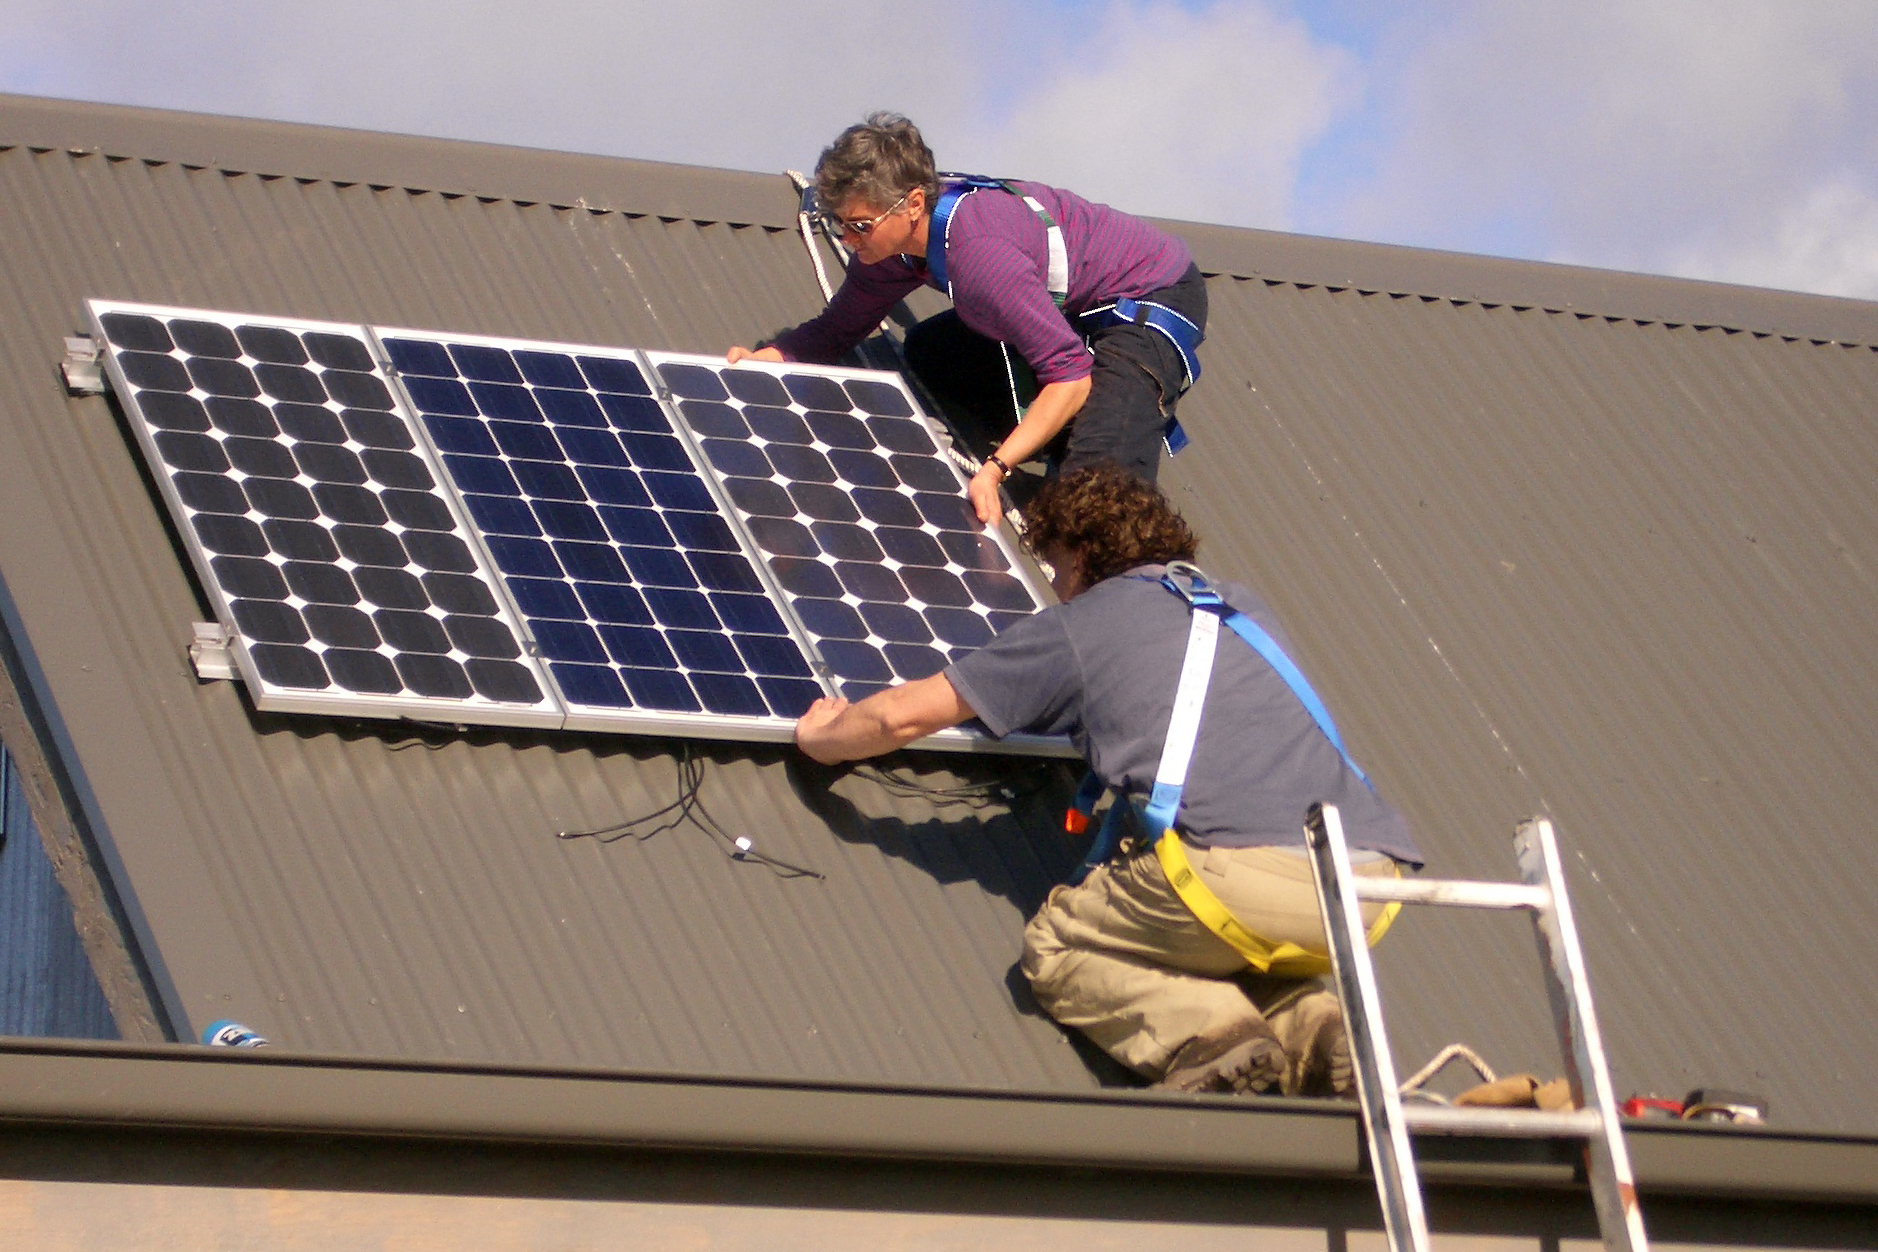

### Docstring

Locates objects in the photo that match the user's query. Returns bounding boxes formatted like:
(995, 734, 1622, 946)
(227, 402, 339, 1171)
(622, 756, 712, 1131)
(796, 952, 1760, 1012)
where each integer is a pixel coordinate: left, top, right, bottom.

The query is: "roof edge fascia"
(0, 91, 801, 231)
(2, 1041, 1874, 1207)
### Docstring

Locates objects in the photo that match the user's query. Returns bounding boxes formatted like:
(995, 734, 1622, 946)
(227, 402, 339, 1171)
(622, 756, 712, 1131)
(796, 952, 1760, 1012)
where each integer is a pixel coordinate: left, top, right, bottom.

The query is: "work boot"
(1271, 988, 1354, 1098)
(1156, 1019, 1286, 1095)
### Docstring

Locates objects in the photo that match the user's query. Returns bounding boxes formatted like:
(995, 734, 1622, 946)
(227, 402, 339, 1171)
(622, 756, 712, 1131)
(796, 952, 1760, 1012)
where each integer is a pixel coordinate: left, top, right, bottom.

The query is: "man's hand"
(794, 695, 853, 765)
(727, 345, 784, 365)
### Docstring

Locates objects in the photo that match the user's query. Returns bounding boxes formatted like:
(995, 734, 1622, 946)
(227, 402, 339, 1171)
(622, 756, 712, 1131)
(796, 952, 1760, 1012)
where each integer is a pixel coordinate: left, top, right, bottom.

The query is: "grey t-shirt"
(945, 566, 1422, 864)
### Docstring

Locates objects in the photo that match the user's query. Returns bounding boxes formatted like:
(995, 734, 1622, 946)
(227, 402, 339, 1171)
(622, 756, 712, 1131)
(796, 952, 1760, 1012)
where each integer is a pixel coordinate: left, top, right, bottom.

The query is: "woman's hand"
(968, 463, 1006, 528)
(727, 345, 784, 365)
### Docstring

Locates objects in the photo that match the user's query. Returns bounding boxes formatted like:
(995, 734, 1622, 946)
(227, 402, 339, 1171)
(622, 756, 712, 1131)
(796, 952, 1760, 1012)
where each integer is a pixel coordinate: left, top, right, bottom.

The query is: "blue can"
(201, 1019, 269, 1048)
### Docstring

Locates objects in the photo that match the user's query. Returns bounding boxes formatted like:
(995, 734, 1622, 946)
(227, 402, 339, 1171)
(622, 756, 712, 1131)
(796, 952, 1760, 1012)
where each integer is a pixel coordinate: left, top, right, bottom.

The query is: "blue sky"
(4, 0, 1874, 299)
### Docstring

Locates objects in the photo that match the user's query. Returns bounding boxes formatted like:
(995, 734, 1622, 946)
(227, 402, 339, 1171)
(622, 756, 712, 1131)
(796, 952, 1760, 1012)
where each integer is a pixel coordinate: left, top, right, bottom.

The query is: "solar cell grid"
(649, 352, 1046, 701)
(88, 303, 557, 725)
(380, 333, 825, 729)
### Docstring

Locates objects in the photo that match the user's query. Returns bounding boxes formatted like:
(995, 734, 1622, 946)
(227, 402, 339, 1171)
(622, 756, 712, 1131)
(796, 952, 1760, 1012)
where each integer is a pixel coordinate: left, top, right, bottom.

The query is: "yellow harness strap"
(1155, 835, 1402, 978)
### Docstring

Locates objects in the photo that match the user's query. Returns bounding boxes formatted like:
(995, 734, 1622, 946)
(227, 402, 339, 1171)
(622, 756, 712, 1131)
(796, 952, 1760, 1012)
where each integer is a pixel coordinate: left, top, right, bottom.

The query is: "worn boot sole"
(1157, 1028, 1287, 1095)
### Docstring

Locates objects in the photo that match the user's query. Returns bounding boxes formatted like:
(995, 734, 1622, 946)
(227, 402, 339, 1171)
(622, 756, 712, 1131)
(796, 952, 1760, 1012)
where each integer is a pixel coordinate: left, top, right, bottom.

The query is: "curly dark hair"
(1021, 464, 1199, 586)
(814, 112, 941, 216)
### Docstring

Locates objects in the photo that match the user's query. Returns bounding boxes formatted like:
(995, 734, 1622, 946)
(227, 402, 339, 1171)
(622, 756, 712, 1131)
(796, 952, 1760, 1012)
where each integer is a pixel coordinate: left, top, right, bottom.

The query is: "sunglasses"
(817, 188, 912, 239)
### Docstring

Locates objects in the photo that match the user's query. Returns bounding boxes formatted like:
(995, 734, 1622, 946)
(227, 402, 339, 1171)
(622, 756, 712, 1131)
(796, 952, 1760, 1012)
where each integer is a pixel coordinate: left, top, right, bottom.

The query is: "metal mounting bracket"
(188, 621, 238, 681)
(61, 335, 105, 396)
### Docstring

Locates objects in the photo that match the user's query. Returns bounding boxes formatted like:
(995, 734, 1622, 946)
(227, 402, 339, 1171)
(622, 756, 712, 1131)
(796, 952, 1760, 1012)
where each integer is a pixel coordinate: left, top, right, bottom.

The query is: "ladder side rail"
(1307, 803, 1431, 1252)
(1515, 819, 1650, 1252)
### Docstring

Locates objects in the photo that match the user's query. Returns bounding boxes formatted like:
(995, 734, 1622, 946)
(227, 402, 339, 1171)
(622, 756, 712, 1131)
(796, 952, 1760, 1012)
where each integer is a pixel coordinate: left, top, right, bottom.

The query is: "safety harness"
(1062, 563, 1399, 976)
(926, 174, 1198, 455)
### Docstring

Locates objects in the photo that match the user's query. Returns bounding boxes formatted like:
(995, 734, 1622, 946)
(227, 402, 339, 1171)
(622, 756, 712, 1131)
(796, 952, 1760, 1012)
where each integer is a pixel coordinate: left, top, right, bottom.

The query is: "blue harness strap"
(928, 175, 1068, 307)
(1065, 565, 1370, 883)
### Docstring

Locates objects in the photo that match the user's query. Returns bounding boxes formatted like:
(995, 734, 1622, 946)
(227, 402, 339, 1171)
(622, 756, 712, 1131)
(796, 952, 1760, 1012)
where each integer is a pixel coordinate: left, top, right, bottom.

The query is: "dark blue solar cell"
(512, 460, 584, 501)
(533, 500, 607, 542)
(119, 351, 192, 392)
(679, 400, 748, 439)
(667, 630, 742, 673)
(642, 586, 718, 630)
(901, 567, 975, 608)
(304, 332, 375, 373)
(428, 415, 500, 458)
(884, 642, 950, 681)
(810, 522, 882, 562)
(758, 676, 826, 717)
(783, 373, 851, 413)
(403, 531, 478, 571)
(255, 364, 328, 405)
(578, 466, 653, 508)
(795, 597, 867, 640)
(734, 634, 812, 677)
(313, 483, 387, 526)
(845, 378, 915, 417)
(806, 412, 874, 450)
(467, 658, 544, 704)
(622, 667, 702, 712)
(553, 541, 629, 583)
(232, 599, 308, 645)
(937, 530, 1010, 572)
(245, 479, 319, 521)
(577, 355, 651, 396)
(450, 343, 523, 384)
(722, 368, 790, 407)
(323, 371, 395, 411)
(514, 350, 586, 390)
(305, 604, 380, 649)
(176, 471, 248, 515)
(861, 602, 932, 644)
(139, 392, 211, 433)
(578, 581, 653, 625)
(658, 362, 727, 401)
(343, 409, 415, 450)
(491, 420, 564, 462)
(598, 506, 673, 547)
(278, 403, 345, 443)
(536, 388, 606, 427)
(890, 453, 960, 492)
(963, 570, 1036, 611)
(156, 431, 228, 473)
(510, 576, 584, 619)
(702, 438, 772, 478)
(363, 449, 434, 490)
(210, 555, 288, 601)
(326, 648, 402, 695)
(835, 562, 905, 602)
(100, 312, 173, 353)
(386, 338, 456, 377)
(728, 478, 796, 518)
(334, 524, 407, 568)
(486, 536, 562, 578)
(405, 376, 479, 417)
(621, 433, 692, 472)
(914, 492, 978, 532)
(234, 324, 305, 365)
(224, 436, 298, 480)
(876, 526, 948, 567)
(552, 661, 632, 708)
(423, 572, 498, 615)
(766, 444, 838, 484)
(167, 321, 238, 358)
(745, 406, 811, 444)
(533, 619, 608, 663)
(691, 672, 768, 717)
(598, 625, 675, 668)
(205, 397, 277, 437)
(599, 393, 671, 432)
(557, 427, 630, 467)
(294, 443, 369, 485)
(849, 488, 922, 528)
(746, 516, 817, 557)
(191, 358, 263, 399)
(926, 606, 995, 648)
(443, 615, 522, 660)
(865, 417, 936, 455)
(666, 511, 740, 552)
(262, 519, 337, 562)
(819, 639, 894, 683)
(788, 480, 860, 518)
(711, 592, 787, 635)
(622, 546, 696, 588)
(643, 472, 716, 512)
(770, 557, 841, 599)
(251, 644, 330, 691)
(443, 453, 517, 495)
(689, 551, 763, 593)
(472, 383, 542, 423)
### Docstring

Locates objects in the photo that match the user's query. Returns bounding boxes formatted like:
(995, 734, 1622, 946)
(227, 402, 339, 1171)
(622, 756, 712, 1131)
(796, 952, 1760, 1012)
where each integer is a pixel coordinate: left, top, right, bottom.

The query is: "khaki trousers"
(1021, 838, 1398, 1081)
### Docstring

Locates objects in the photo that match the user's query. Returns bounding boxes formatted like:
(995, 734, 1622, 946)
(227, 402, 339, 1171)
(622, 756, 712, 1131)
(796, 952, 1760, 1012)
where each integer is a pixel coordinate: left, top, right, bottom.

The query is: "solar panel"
(89, 302, 1065, 754)
(648, 352, 1047, 701)
(89, 301, 561, 728)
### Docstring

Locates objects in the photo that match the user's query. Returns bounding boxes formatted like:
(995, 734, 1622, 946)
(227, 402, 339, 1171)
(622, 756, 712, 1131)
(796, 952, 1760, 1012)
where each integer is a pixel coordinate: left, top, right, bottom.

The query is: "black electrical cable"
(558, 744, 824, 881)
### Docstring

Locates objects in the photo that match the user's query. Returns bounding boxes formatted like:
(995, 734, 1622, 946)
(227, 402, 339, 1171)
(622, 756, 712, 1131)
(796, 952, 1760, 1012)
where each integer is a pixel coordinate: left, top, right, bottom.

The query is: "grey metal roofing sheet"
(2, 93, 1876, 1136)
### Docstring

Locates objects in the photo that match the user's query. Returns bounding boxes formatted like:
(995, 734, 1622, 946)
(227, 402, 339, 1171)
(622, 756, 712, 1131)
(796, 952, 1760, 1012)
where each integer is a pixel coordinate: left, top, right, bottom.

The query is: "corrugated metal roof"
(2, 92, 1875, 1132)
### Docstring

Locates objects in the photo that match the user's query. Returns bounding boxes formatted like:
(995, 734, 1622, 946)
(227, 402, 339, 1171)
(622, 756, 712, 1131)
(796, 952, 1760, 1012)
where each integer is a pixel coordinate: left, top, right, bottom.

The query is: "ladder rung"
(1352, 877, 1551, 911)
(1402, 1103, 1602, 1139)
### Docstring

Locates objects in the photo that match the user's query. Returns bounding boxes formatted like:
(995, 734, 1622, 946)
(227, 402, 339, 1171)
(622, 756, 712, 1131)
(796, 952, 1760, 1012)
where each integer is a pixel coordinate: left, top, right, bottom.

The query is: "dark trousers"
(903, 262, 1207, 485)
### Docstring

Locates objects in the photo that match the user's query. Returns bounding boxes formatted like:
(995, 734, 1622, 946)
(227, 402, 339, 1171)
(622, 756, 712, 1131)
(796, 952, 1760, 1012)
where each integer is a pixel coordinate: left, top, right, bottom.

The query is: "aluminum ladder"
(1305, 803, 1648, 1252)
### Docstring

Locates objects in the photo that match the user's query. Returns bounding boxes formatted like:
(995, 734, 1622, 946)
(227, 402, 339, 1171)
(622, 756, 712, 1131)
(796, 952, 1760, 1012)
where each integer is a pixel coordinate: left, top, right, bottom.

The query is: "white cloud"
(1662, 178, 1878, 300)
